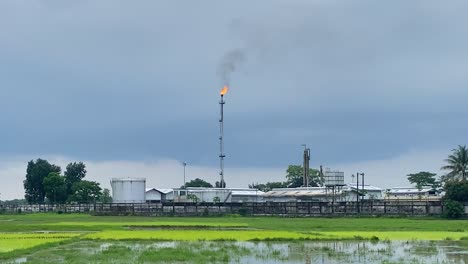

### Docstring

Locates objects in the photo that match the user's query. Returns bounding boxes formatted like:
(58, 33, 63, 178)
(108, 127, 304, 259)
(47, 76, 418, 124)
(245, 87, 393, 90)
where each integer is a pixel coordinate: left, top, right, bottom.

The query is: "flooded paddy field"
(3, 240, 468, 264)
(1, 214, 468, 263)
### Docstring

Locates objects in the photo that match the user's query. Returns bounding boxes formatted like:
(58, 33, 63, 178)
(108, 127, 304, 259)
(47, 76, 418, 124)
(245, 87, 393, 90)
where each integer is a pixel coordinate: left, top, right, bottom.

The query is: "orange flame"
(220, 85, 229, 96)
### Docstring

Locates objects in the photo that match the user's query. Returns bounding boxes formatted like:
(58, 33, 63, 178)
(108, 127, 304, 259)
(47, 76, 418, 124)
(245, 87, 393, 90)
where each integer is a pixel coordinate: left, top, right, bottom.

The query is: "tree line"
(23, 159, 112, 204)
(406, 145, 468, 218)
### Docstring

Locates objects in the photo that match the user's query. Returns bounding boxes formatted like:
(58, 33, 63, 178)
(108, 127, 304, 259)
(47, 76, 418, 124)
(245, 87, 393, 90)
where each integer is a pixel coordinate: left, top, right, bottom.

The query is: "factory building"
(262, 184, 383, 202)
(343, 184, 384, 200)
(172, 188, 264, 203)
(385, 187, 439, 199)
(145, 188, 174, 203)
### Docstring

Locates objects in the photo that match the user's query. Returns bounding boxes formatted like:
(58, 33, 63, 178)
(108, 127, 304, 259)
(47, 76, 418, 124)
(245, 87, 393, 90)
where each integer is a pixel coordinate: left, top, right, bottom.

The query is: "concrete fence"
(1, 200, 466, 217)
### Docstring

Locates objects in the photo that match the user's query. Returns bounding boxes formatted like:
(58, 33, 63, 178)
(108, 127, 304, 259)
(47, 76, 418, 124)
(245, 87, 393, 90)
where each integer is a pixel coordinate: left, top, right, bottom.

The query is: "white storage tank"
(111, 178, 146, 203)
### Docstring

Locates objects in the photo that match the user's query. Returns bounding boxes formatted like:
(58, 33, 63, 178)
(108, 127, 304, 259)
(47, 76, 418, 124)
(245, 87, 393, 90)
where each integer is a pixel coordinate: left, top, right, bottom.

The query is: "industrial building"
(110, 178, 146, 203)
(262, 184, 383, 202)
(263, 187, 343, 202)
(172, 187, 264, 203)
(344, 184, 384, 200)
(109, 170, 386, 204)
(145, 188, 174, 203)
(385, 187, 439, 199)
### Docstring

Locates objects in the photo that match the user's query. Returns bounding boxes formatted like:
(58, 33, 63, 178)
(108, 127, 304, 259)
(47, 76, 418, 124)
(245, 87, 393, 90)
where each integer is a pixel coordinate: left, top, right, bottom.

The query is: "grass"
(1, 213, 467, 232)
(83, 230, 468, 242)
(0, 233, 81, 253)
(84, 230, 320, 241)
(1, 214, 467, 242)
(43, 221, 249, 228)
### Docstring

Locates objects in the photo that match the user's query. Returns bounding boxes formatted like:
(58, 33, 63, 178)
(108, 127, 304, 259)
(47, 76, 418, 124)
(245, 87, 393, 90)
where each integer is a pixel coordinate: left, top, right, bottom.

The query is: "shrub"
(202, 208, 209, 216)
(444, 180, 468, 202)
(444, 199, 464, 219)
(238, 208, 248, 217)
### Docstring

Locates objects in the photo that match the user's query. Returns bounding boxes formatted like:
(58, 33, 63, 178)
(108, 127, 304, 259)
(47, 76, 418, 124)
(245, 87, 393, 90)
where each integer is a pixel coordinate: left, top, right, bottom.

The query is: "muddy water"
(234, 240, 468, 263)
(7, 240, 468, 264)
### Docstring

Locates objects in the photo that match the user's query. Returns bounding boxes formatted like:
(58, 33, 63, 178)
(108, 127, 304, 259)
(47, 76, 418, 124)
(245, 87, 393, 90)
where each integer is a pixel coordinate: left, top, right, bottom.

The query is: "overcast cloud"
(0, 1, 467, 199)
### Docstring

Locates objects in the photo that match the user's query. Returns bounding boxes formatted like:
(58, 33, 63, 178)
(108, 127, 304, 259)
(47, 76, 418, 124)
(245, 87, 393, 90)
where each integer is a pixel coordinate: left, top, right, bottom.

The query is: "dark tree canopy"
(99, 188, 113, 203)
(68, 180, 102, 204)
(407, 172, 438, 191)
(182, 178, 213, 188)
(444, 180, 468, 203)
(443, 180, 468, 219)
(43, 172, 68, 204)
(24, 159, 61, 204)
(65, 162, 87, 194)
(286, 165, 321, 187)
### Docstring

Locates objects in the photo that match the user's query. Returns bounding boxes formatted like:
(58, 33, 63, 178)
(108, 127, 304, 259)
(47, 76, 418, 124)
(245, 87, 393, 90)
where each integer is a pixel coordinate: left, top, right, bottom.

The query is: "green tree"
(286, 165, 320, 187)
(68, 181, 102, 204)
(442, 180, 468, 219)
(407, 172, 437, 191)
(64, 162, 87, 195)
(23, 159, 61, 204)
(441, 145, 468, 181)
(186, 194, 199, 203)
(444, 180, 468, 203)
(443, 200, 464, 219)
(43, 172, 67, 204)
(99, 188, 113, 203)
(182, 178, 213, 188)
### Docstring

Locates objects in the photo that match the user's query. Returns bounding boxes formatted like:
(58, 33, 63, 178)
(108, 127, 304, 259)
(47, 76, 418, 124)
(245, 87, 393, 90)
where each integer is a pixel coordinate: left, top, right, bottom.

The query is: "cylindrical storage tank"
(324, 170, 345, 186)
(110, 178, 146, 203)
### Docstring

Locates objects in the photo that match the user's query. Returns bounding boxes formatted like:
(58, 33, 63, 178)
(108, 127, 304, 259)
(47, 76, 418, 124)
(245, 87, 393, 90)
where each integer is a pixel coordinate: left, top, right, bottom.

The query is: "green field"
(0, 213, 467, 263)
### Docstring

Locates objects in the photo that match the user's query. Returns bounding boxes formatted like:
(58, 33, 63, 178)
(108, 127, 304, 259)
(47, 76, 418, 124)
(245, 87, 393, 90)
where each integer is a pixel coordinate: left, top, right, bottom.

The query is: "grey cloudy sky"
(1, 0, 467, 199)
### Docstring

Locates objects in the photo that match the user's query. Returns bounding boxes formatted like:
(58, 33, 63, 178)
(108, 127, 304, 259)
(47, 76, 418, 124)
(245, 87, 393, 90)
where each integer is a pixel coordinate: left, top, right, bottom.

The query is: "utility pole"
(361, 173, 365, 202)
(302, 144, 310, 187)
(183, 161, 187, 188)
(356, 172, 359, 214)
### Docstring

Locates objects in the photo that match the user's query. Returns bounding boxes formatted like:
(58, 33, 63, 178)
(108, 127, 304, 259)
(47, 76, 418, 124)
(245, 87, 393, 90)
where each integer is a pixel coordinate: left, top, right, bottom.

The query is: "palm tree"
(441, 145, 468, 181)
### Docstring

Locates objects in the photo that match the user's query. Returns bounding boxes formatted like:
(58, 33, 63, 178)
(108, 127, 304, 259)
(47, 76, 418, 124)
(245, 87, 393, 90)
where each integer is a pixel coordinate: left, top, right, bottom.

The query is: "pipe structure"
(361, 173, 365, 202)
(219, 94, 226, 188)
(356, 172, 360, 213)
(183, 161, 187, 187)
(303, 147, 311, 187)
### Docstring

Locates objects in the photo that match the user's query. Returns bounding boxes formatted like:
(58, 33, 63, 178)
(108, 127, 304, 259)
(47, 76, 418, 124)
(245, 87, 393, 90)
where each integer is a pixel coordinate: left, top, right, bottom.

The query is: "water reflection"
(5, 240, 468, 263)
(238, 240, 468, 264)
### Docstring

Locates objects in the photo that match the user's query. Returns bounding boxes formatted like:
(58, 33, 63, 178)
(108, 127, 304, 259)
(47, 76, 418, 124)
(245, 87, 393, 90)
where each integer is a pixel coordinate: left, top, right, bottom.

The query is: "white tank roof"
(111, 178, 146, 182)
